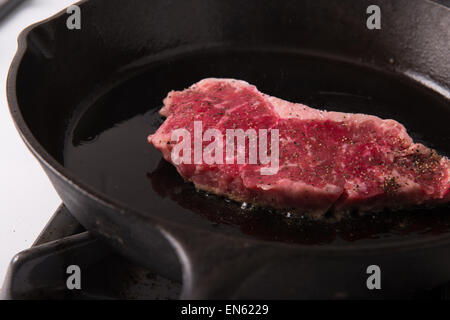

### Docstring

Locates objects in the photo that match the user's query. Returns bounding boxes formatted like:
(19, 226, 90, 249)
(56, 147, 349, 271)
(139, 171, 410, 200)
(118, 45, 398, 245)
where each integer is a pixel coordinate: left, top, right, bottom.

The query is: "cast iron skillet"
(7, 0, 450, 299)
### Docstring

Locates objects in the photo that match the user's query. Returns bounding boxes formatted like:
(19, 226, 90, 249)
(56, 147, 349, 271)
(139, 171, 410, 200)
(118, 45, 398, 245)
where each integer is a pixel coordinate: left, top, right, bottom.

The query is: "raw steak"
(148, 78, 450, 218)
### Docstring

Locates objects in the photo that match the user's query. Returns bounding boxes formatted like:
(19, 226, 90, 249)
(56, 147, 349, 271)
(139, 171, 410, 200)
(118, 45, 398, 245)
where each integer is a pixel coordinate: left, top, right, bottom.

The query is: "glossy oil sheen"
(63, 50, 450, 245)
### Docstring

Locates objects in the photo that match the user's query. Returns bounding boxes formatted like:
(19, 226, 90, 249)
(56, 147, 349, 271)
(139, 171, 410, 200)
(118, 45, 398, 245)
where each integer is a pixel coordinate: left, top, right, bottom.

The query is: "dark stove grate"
(1, 205, 181, 300)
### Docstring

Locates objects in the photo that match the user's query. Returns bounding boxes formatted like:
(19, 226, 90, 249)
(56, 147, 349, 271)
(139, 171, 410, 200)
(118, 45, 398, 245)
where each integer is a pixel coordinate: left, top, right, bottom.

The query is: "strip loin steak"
(149, 78, 450, 218)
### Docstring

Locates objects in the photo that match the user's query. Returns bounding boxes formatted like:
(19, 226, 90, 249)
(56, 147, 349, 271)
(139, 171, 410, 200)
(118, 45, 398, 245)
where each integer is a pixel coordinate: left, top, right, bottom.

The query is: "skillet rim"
(6, 0, 450, 254)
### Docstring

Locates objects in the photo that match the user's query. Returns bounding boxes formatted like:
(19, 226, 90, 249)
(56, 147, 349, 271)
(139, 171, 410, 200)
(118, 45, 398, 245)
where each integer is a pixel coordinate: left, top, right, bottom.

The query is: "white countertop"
(0, 0, 77, 290)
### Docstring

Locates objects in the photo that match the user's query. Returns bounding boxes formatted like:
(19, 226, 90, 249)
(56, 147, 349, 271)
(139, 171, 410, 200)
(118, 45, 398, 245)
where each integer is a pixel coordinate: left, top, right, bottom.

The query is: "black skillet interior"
(14, 0, 449, 247)
(61, 47, 450, 246)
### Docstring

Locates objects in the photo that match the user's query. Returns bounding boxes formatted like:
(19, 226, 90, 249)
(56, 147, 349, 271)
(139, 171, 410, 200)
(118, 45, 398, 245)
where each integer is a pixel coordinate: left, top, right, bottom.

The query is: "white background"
(0, 0, 76, 290)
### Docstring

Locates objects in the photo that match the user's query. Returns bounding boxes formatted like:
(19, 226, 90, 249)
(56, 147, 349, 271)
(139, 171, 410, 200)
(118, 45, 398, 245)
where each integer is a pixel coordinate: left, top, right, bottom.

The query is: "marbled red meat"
(148, 78, 450, 218)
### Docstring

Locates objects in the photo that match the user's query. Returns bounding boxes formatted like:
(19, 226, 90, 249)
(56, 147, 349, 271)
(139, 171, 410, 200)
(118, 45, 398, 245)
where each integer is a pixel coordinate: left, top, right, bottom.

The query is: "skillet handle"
(159, 223, 286, 299)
